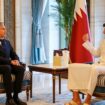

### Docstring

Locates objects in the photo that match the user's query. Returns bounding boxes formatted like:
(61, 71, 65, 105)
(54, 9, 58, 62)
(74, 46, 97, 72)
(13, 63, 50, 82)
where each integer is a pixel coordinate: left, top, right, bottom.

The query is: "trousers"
(0, 65, 25, 95)
(68, 63, 105, 95)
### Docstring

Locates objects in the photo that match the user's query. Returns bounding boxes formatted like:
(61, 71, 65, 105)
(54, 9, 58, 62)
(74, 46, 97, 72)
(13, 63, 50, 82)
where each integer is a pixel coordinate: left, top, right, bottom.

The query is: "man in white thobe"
(65, 23, 105, 105)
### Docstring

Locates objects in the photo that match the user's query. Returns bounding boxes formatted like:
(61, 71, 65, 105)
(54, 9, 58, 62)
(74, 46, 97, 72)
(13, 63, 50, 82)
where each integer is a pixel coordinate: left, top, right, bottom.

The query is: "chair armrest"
(20, 62, 26, 68)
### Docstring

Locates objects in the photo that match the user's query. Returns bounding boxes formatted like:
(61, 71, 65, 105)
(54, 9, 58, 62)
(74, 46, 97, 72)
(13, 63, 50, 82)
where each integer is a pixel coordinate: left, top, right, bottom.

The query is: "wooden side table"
(28, 64, 68, 103)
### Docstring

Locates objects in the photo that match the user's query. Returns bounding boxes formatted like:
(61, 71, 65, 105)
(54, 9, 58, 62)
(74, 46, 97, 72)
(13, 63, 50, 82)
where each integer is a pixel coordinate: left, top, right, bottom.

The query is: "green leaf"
(51, 0, 75, 46)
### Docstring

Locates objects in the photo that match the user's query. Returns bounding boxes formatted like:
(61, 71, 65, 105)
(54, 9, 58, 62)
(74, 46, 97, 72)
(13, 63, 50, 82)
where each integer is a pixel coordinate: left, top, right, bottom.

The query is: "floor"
(26, 72, 105, 105)
(0, 72, 105, 105)
(32, 72, 68, 94)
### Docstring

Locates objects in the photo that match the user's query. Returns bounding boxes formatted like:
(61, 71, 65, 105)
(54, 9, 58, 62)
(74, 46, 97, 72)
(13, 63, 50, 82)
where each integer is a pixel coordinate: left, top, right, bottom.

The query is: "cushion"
(94, 86, 105, 93)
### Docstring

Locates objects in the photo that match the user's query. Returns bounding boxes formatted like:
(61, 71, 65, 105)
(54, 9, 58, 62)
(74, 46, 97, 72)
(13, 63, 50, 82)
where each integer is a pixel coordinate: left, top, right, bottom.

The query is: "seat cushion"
(94, 86, 105, 93)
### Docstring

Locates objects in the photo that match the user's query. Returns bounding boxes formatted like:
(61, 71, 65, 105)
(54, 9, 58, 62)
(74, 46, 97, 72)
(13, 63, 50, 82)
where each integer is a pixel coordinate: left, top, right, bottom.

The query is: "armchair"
(0, 63, 31, 101)
(94, 74, 105, 97)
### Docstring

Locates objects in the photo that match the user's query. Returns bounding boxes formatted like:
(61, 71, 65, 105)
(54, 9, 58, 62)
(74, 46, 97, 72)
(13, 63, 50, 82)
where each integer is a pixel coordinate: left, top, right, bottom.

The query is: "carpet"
(0, 91, 71, 105)
(0, 73, 105, 105)
(0, 91, 105, 105)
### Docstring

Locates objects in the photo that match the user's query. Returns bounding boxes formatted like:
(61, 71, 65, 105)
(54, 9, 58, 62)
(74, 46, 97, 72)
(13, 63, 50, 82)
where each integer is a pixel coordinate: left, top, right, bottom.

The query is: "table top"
(28, 64, 68, 75)
(28, 64, 68, 70)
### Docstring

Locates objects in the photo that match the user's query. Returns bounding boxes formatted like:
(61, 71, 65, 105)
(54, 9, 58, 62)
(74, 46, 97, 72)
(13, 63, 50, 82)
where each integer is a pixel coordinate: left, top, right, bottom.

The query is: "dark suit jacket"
(0, 39, 19, 65)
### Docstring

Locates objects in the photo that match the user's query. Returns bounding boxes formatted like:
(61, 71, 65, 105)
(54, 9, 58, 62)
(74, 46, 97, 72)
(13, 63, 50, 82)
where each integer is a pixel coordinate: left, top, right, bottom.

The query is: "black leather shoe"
(6, 99, 17, 105)
(14, 98, 27, 105)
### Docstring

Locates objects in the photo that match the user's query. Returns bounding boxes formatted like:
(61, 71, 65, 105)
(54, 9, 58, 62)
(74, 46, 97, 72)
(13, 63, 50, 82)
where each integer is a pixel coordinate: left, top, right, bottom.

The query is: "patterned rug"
(0, 91, 105, 105)
(0, 73, 105, 105)
(0, 91, 71, 105)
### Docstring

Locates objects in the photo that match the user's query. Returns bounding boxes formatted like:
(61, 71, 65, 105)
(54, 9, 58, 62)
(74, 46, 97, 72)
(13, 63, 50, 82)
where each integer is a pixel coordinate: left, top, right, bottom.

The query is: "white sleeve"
(82, 41, 100, 57)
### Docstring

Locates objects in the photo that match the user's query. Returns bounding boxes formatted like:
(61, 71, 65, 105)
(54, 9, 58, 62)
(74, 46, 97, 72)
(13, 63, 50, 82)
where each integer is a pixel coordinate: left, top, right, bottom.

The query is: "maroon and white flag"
(70, 0, 93, 63)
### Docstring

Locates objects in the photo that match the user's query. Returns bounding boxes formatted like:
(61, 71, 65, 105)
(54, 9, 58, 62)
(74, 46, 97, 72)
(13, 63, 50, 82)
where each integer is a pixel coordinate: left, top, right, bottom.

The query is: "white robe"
(68, 39, 105, 95)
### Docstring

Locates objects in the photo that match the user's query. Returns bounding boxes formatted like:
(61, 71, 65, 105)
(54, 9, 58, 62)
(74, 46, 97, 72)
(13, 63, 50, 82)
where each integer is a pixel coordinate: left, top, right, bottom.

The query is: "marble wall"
(21, 0, 32, 63)
(48, 0, 59, 63)
(15, 0, 32, 63)
(15, 0, 22, 61)
(90, 0, 105, 62)
(1, 0, 104, 64)
(90, 0, 105, 47)
(41, 0, 49, 63)
(4, 0, 15, 48)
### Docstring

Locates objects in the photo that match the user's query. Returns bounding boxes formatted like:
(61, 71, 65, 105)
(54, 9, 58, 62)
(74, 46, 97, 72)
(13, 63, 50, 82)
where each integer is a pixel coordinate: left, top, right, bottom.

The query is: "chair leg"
(82, 93, 84, 99)
(26, 86, 30, 101)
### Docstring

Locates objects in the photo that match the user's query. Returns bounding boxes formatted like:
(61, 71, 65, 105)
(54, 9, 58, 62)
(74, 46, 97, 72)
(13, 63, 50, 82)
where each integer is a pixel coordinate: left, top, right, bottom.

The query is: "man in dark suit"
(0, 22, 27, 105)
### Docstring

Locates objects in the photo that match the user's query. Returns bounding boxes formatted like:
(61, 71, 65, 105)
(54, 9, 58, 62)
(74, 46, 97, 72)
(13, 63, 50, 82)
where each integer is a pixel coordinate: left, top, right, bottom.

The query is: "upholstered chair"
(0, 63, 31, 101)
(94, 74, 105, 97)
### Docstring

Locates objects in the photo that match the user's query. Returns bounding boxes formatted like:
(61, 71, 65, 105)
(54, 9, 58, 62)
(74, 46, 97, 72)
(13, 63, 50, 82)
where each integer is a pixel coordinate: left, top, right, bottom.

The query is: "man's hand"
(11, 60, 20, 66)
(82, 33, 89, 42)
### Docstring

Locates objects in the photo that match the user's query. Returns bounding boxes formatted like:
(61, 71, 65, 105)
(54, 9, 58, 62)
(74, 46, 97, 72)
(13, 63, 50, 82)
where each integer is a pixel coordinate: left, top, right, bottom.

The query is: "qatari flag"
(70, 0, 93, 63)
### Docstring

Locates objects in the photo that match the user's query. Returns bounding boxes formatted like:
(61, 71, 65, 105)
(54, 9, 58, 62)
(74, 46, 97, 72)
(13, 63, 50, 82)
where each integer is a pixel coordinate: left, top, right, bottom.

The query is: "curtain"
(31, 0, 47, 64)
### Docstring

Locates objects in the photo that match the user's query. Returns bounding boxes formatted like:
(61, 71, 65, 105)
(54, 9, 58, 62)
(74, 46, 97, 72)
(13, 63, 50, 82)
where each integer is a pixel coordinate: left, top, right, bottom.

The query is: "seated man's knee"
(1, 65, 11, 73)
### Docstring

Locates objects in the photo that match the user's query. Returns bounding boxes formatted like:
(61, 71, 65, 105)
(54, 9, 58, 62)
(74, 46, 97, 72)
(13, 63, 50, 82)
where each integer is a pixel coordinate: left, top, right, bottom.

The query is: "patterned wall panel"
(4, 0, 15, 48)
